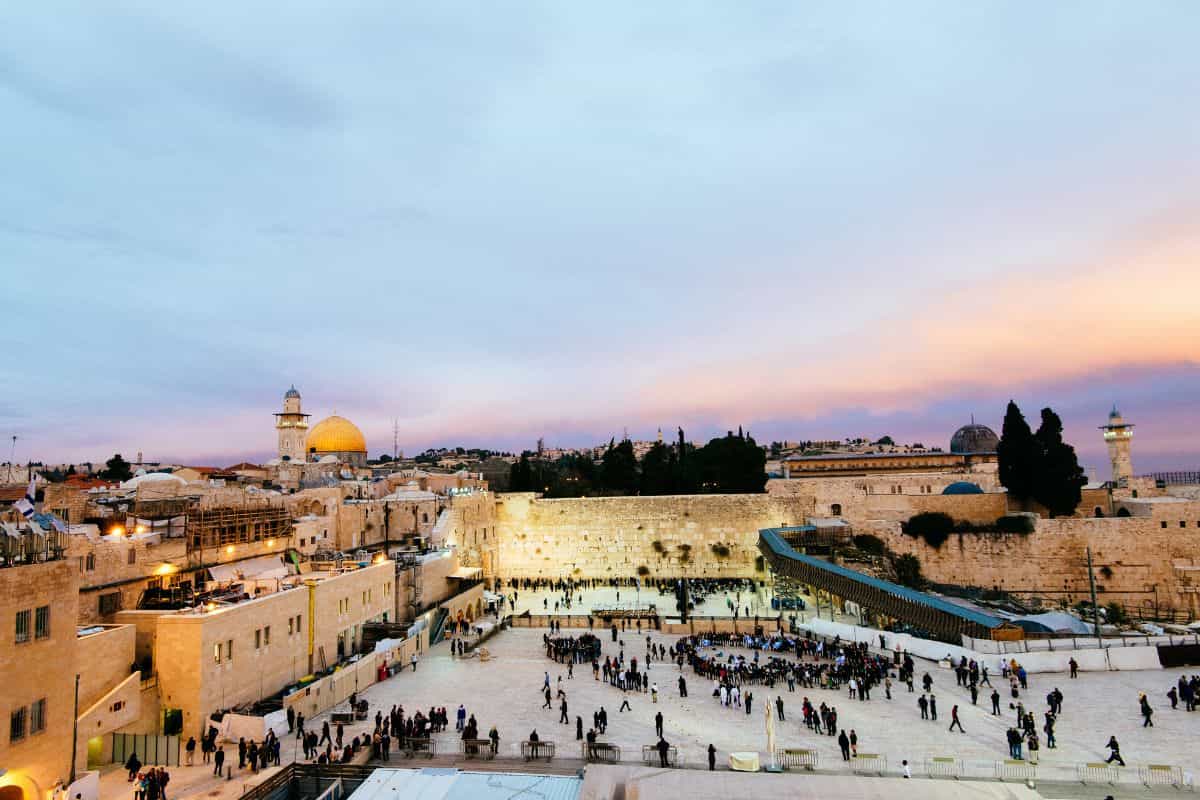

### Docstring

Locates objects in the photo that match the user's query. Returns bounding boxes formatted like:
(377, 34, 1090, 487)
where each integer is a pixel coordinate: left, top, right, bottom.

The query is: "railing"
(521, 741, 555, 761)
(1078, 762, 1123, 784)
(925, 756, 962, 779)
(850, 753, 887, 775)
(403, 737, 436, 758)
(458, 739, 496, 760)
(640, 744, 676, 767)
(1140, 764, 1184, 788)
(776, 748, 818, 771)
(993, 759, 1037, 782)
(583, 742, 621, 764)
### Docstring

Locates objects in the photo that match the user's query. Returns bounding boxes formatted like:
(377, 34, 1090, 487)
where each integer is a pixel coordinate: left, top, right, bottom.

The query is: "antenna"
(392, 419, 399, 461)
(8, 435, 15, 483)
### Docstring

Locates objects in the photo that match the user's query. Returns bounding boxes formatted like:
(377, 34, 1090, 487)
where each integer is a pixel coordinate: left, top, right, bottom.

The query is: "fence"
(1139, 764, 1185, 788)
(925, 756, 962, 779)
(994, 759, 1037, 781)
(850, 753, 887, 775)
(111, 733, 181, 767)
(1078, 762, 1123, 784)
(776, 748, 818, 770)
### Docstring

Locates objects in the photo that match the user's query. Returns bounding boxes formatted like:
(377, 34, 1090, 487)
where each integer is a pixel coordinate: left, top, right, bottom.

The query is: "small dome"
(285, 384, 301, 399)
(306, 415, 367, 455)
(950, 423, 998, 454)
(943, 481, 984, 495)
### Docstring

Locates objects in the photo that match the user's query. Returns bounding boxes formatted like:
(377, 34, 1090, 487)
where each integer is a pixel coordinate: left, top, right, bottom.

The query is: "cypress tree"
(1034, 408, 1087, 517)
(997, 401, 1038, 500)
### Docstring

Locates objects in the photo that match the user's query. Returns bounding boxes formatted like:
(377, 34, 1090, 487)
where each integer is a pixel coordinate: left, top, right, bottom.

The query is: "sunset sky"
(1, 2, 1197, 475)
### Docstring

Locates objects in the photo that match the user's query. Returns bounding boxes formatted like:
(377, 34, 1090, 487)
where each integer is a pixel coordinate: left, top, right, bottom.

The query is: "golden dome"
(306, 415, 367, 455)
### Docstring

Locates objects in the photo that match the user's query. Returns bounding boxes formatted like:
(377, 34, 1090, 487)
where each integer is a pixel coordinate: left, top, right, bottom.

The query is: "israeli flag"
(13, 478, 35, 519)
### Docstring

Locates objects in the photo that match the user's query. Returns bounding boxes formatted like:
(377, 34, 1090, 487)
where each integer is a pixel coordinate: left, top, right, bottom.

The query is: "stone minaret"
(274, 385, 310, 462)
(1100, 405, 1134, 487)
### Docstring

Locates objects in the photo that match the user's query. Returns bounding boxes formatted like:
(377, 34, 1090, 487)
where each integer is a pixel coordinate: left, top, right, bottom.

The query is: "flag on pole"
(13, 478, 35, 519)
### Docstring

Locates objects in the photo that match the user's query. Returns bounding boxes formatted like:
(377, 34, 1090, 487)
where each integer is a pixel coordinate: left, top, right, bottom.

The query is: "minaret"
(274, 385, 310, 462)
(1099, 404, 1134, 487)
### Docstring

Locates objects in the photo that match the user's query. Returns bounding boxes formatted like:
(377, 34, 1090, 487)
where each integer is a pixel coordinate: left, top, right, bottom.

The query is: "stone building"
(273, 385, 310, 463)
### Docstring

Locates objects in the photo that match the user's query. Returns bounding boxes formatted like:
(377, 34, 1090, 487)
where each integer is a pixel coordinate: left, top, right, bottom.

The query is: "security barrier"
(777, 748, 818, 771)
(994, 759, 1037, 782)
(1139, 764, 1183, 788)
(925, 756, 962, 779)
(850, 753, 887, 775)
(1077, 762, 1122, 784)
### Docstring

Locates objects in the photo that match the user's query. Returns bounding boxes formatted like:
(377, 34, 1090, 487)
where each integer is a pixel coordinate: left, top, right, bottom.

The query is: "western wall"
(491, 489, 1200, 616)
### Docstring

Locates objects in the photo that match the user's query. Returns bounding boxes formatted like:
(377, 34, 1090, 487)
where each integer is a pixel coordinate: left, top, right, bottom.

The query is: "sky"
(1, 2, 1198, 476)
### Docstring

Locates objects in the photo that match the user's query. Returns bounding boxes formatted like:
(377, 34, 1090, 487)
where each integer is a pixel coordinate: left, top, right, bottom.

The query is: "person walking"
(919, 694, 929, 719)
(678, 675, 687, 697)
(948, 705, 964, 732)
(849, 729, 858, 757)
(185, 737, 196, 766)
(929, 694, 938, 721)
(1027, 731, 1039, 765)
(838, 729, 851, 761)
(1140, 693, 1154, 727)
(213, 745, 225, 777)
(1104, 735, 1126, 766)
(560, 698, 569, 725)
(657, 736, 672, 768)
(655, 711, 664, 738)
(1068, 657, 1078, 679)
(991, 689, 1001, 716)
(708, 743, 716, 771)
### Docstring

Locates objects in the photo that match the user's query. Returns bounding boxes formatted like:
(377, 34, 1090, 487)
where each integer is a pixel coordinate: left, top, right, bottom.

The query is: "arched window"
(1094, 507, 1105, 518)
(831, 503, 842, 516)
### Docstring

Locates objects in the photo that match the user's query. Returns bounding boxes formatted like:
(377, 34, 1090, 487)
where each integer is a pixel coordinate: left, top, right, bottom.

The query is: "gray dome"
(950, 423, 998, 454)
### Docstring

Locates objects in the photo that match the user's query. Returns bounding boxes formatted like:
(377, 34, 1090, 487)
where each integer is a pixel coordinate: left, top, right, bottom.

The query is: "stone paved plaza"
(312, 628, 1197, 774)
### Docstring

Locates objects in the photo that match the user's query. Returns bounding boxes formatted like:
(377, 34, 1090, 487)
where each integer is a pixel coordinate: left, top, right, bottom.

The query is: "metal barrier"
(521, 741, 555, 761)
(641, 744, 677, 766)
(404, 737, 435, 758)
(459, 739, 495, 760)
(850, 753, 887, 776)
(776, 748, 818, 771)
(994, 759, 1037, 782)
(925, 756, 962, 779)
(583, 742, 621, 764)
(1140, 764, 1183, 788)
(1078, 762, 1123, 784)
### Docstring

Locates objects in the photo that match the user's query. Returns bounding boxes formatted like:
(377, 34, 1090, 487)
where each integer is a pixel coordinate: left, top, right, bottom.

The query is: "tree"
(894, 554, 924, 588)
(1033, 408, 1087, 517)
(997, 400, 1038, 501)
(375, 454, 392, 463)
(874, 435, 895, 446)
(639, 441, 671, 495)
(101, 453, 133, 482)
(599, 439, 638, 494)
(508, 452, 535, 492)
(694, 430, 767, 493)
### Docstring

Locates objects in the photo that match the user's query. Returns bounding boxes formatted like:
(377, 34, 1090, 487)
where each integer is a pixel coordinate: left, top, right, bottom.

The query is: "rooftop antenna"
(7, 435, 15, 483)
(392, 418, 399, 461)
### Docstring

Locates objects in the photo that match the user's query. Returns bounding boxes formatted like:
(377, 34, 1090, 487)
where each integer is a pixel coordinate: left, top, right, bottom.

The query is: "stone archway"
(0, 780, 31, 800)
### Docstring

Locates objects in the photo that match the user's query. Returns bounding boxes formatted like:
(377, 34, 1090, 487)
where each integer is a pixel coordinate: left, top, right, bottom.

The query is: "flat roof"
(349, 768, 581, 800)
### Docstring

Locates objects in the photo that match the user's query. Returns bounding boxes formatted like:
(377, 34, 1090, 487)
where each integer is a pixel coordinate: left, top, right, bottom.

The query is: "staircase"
(430, 607, 450, 645)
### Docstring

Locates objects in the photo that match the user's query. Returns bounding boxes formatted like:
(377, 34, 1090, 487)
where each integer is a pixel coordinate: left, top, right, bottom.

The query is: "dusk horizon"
(2, 3, 1198, 477)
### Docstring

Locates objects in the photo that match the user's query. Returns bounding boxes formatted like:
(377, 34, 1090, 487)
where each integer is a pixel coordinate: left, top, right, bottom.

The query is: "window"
(1181, 521, 1188, 528)
(213, 643, 222, 664)
(34, 606, 50, 640)
(85, 553, 95, 571)
(127, 549, 137, 564)
(226, 639, 233, 660)
(15, 609, 30, 643)
(255, 629, 261, 649)
(100, 593, 121, 616)
(296, 614, 302, 633)
(10, 706, 26, 742)
(830, 504, 842, 516)
(1162, 521, 1168, 529)
(30, 699, 45, 734)
(264, 625, 270, 645)
(110, 700, 125, 712)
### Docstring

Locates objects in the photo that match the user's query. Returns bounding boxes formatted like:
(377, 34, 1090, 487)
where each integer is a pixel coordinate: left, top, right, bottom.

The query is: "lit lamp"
(266, 539, 275, 549)
(225, 545, 234, 555)
(111, 525, 126, 537)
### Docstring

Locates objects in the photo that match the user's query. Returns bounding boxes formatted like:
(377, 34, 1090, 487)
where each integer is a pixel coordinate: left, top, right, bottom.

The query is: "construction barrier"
(521, 741, 555, 762)
(994, 759, 1037, 782)
(850, 753, 887, 776)
(1139, 764, 1183, 788)
(1078, 762, 1123, 784)
(777, 748, 818, 771)
(641, 744, 678, 766)
(925, 756, 962, 779)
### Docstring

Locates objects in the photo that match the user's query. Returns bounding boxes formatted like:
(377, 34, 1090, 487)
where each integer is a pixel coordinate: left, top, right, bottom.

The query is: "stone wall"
(493, 492, 812, 580)
(871, 516, 1200, 615)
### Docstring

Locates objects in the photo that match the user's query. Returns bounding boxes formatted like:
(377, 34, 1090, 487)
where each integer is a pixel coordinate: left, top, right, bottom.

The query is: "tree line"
(997, 401, 1087, 516)
(508, 428, 767, 497)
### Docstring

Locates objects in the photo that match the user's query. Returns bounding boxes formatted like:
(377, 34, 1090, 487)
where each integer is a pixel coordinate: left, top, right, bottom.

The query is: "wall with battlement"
(493, 492, 813, 580)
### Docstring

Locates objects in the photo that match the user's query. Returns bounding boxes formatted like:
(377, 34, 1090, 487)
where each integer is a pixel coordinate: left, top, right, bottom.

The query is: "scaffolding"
(186, 498, 292, 556)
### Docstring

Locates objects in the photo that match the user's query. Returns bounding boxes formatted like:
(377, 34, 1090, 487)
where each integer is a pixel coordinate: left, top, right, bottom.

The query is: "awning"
(208, 555, 288, 583)
(449, 566, 482, 579)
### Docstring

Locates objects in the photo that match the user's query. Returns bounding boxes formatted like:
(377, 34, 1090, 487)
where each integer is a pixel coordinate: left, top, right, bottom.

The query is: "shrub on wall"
(894, 553, 924, 588)
(711, 543, 731, 558)
(636, 565, 651, 577)
(651, 540, 665, 555)
(994, 514, 1035, 534)
(678, 543, 692, 564)
(852, 534, 885, 555)
(902, 512, 954, 549)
